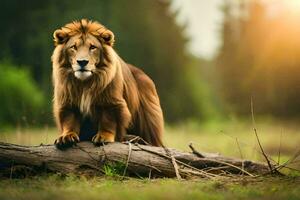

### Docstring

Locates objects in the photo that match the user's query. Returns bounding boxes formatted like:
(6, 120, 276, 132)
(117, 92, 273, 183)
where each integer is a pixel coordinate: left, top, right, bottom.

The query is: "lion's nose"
(77, 60, 89, 69)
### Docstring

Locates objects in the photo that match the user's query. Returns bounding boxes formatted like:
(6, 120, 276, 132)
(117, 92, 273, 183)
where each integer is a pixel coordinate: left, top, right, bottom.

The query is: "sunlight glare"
(286, 0, 300, 9)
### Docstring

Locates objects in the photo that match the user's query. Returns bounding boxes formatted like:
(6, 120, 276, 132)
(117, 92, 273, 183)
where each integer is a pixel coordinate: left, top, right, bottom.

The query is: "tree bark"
(0, 142, 271, 178)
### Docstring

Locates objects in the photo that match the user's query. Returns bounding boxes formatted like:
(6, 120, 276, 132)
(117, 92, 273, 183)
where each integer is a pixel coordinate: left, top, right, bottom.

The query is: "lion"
(51, 19, 164, 148)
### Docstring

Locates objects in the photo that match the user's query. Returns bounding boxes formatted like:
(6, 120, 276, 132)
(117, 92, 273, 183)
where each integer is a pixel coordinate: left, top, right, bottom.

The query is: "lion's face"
(52, 19, 115, 81)
(65, 34, 101, 81)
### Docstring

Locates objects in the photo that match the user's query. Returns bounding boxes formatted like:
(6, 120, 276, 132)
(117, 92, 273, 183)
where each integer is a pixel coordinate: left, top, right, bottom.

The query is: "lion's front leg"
(92, 101, 131, 145)
(54, 108, 80, 149)
(92, 109, 116, 145)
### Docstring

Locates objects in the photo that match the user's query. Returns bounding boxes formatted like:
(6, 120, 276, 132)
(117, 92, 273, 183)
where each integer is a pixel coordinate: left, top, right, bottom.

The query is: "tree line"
(3, 0, 296, 127)
(216, 0, 300, 118)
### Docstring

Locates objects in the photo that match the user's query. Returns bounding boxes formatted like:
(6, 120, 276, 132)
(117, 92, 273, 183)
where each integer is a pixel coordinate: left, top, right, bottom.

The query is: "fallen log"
(0, 141, 272, 178)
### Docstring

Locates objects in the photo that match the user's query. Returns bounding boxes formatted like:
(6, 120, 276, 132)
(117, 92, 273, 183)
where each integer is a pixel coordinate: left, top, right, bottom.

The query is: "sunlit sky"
(171, 0, 300, 59)
(171, 0, 223, 59)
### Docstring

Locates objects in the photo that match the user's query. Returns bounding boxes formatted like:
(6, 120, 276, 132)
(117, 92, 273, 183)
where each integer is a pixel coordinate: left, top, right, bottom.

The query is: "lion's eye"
(70, 45, 77, 50)
(90, 45, 97, 50)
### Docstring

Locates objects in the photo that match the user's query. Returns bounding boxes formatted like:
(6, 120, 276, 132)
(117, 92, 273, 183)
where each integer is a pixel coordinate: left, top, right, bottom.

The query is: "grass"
(0, 176, 300, 200)
(0, 119, 300, 200)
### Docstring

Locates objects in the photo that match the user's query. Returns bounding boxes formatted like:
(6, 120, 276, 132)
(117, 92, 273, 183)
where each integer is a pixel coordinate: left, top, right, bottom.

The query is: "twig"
(74, 145, 106, 174)
(189, 142, 254, 177)
(170, 154, 182, 180)
(235, 138, 244, 160)
(236, 138, 244, 175)
(128, 136, 140, 143)
(278, 165, 300, 173)
(148, 169, 152, 179)
(284, 148, 300, 165)
(124, 134, 150, 145)
(136, 144, 217, 179)
(44, 125, 49, 145)
(206, 158, 255, 177)
(176, 160, 219, 178)
(96, 142, 109, 165)
(251, 98, 274, 173)
(205, 166, 230, 172)
(76, 145, 99, 163)
(289, 159, 300, 164)
(219, 130, 277, 164)
(277, 130, 282, 165)
(10, 160, 14, 179)
(189, 143, 205, 158)
(137, 162, 162, 173)
(163, 145, 182, 180)
(275, 148, 300, 171)
(122, 142, 132, 178)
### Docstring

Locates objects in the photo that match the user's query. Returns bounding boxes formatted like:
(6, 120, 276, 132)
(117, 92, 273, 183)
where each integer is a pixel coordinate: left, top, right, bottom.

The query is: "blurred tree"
(0, 62, 45, 127)
(217, 0, 300, 118)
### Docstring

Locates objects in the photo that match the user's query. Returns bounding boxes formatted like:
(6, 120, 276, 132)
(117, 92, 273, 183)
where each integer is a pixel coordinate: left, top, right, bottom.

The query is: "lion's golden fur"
(52, 19, 164, 146)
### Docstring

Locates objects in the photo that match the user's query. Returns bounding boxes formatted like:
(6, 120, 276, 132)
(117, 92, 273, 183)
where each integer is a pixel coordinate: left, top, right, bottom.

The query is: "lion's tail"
(126, 66, 164, 146)
(126, 65, 164, 146)
(135, 90, 164, 146)
(136, 91, 164, 146)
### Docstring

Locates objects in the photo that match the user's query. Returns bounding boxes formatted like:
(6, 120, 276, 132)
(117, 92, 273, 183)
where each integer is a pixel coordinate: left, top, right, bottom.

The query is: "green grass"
(1, 120, 300, 200)
(0, 176, 300, 200)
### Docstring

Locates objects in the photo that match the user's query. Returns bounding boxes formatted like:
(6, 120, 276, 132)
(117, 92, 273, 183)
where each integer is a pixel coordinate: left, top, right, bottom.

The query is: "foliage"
(103, 162, 126, 177)
(0, 62, 46, 127)
(216, 0, 300, 117)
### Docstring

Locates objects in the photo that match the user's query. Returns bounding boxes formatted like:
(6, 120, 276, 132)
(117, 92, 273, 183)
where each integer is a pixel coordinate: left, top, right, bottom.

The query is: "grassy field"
(0, 120, 300, 200)
(0, 176, 300, 200)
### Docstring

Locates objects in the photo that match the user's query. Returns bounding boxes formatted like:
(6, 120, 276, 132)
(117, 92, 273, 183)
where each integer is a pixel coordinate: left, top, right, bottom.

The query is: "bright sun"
(285, 0, 300, 9)
(266, 0, 300, 10)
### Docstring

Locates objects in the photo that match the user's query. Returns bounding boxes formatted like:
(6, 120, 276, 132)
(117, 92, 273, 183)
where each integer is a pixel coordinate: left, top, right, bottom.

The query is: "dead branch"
(251, 98, 275, 173)
(0, 141, 273, 179)
(189, 143, 205, 158)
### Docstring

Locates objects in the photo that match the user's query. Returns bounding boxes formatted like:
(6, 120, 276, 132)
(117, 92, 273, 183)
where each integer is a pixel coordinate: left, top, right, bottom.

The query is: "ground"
(1, 176, 300, 200)
(0, 120, 300, 200)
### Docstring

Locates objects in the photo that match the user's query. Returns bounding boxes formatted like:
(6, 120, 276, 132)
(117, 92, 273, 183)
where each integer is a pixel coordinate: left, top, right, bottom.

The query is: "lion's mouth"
(78, 69, 91, 72)
(74, 70, 93, 80)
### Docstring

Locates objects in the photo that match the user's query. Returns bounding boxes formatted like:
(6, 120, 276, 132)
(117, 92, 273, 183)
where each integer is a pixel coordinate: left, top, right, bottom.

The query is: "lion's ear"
(53, 29, 68, 45)
(100, 30, 115, 46)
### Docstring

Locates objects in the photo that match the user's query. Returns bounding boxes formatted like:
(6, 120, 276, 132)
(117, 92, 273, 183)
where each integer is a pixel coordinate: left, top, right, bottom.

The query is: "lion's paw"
(92, 132, 115, 146)
(54, 132, 80, 149)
